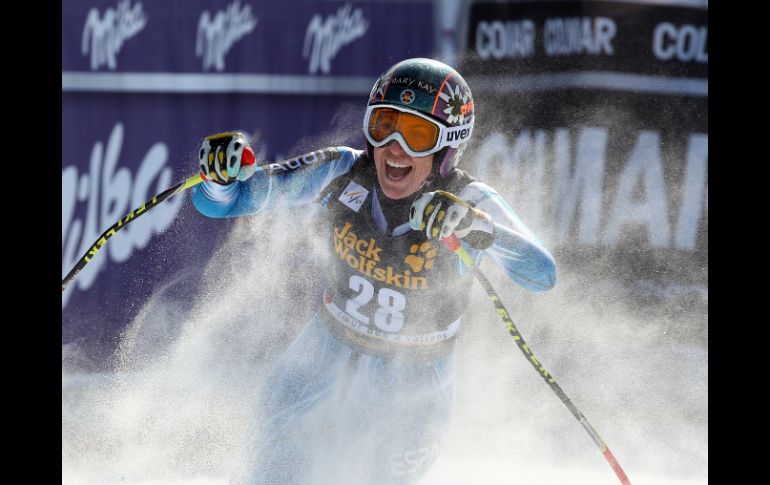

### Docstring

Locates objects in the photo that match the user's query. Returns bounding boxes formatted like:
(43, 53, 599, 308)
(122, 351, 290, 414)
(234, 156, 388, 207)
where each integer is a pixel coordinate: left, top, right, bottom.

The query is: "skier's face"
(373, 141, 434, 200)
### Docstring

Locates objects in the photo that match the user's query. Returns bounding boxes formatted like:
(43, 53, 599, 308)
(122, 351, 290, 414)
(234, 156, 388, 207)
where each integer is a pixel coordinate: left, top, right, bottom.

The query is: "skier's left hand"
(409, 190, 495, 249)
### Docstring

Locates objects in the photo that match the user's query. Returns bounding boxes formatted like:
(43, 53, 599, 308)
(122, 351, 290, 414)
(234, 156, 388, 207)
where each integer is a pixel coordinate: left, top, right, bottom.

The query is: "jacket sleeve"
(458, 181, 557, 292)
(191, 147, 359, 218)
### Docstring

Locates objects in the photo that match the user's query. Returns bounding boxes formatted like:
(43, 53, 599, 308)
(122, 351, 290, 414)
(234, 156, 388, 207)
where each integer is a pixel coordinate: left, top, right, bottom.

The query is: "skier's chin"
(373, 145, 433, 200)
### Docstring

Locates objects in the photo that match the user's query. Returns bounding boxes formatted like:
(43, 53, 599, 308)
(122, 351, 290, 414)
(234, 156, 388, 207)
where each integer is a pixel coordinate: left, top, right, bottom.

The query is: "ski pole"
(436, 194, 632, 485)
(61, 173, 208, 292)
(61, 147, 340, 293)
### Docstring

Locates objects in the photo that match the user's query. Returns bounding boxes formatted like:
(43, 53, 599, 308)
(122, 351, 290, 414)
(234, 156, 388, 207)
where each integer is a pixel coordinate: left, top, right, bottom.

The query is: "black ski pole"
(441, 230, 632, 485)
(61, 147, 341, 293)
(61, 173, 208, 292)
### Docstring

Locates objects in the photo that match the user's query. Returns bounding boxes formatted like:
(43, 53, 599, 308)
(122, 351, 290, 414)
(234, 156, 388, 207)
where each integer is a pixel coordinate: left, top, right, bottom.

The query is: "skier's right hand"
(409, 190, 495, 249)
(198, 132, 257, 185)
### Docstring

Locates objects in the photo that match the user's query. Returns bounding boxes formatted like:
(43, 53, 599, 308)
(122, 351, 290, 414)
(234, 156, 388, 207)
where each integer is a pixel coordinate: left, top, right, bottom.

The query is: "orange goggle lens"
(367, 108, 440, 153)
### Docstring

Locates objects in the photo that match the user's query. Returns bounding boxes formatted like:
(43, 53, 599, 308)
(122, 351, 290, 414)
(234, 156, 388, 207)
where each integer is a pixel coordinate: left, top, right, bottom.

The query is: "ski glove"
(409, 190, 495, 249)
(199, 132, 257, 185)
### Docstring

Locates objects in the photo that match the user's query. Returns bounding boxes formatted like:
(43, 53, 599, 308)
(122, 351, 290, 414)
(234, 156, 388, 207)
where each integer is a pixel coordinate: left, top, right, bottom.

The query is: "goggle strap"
(443, 122, 474, 147)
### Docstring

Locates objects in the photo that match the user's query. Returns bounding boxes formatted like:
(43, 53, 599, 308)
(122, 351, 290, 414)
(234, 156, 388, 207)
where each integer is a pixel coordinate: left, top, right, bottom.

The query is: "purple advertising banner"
(62, 0, 436, 365)
(63, 0, 431, 76)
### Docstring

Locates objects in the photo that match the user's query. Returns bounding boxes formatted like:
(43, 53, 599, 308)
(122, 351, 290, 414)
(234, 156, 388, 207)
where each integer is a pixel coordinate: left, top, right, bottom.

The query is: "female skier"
(192, 57, 556, 485)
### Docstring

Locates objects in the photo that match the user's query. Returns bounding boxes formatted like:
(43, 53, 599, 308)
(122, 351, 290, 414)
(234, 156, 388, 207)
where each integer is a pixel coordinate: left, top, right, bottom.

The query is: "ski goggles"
(364, 104, 473, 158)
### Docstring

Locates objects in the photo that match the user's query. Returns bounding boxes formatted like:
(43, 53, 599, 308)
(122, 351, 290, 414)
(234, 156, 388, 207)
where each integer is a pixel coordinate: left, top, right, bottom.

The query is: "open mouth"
(385, 159, 412, 181)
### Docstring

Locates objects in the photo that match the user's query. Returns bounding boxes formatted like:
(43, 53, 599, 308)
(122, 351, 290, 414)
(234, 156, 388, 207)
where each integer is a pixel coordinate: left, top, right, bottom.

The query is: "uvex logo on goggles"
(444, 125, 472, 143)
(364, 105, 473, 157)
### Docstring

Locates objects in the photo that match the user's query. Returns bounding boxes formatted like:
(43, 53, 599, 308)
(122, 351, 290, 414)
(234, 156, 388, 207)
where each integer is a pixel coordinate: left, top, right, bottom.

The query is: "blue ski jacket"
(192, 146, 556, 356)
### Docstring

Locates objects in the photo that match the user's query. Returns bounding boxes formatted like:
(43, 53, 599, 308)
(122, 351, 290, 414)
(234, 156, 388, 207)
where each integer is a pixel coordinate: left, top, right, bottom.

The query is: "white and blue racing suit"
(192, 146, 556, 485)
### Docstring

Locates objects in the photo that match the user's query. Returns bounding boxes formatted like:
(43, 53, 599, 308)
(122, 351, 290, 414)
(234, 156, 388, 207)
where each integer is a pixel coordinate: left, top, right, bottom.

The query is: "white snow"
(63, 199, 707, 485)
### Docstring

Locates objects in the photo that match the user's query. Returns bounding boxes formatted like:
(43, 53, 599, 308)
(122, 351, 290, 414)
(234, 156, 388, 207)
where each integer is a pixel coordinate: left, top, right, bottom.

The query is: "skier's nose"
(387, 139, 408, 156)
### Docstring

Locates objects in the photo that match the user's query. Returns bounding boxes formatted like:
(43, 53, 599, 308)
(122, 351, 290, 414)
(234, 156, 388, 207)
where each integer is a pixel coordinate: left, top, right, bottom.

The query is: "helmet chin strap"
(432, 147, 450, 177)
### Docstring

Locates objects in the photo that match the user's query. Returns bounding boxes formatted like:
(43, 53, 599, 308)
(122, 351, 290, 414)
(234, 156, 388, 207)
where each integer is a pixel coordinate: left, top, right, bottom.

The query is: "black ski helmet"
(365, 58, 475, 177)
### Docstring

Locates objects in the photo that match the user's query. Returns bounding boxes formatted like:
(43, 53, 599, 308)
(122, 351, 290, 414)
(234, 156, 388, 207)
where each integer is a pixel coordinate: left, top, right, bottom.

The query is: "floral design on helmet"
(440, 82, 472, 125)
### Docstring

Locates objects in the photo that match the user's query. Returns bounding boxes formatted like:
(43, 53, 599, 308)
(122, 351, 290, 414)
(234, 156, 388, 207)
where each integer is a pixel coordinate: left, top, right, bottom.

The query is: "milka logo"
(61, 123, 183, 306)
(196, 1, 257, 71)
(303, 3, 369, 74)
(81, 0, 147, 70)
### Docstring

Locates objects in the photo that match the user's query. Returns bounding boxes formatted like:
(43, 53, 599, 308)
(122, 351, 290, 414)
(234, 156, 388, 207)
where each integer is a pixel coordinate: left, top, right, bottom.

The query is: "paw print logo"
(404, 242, 438, 273)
